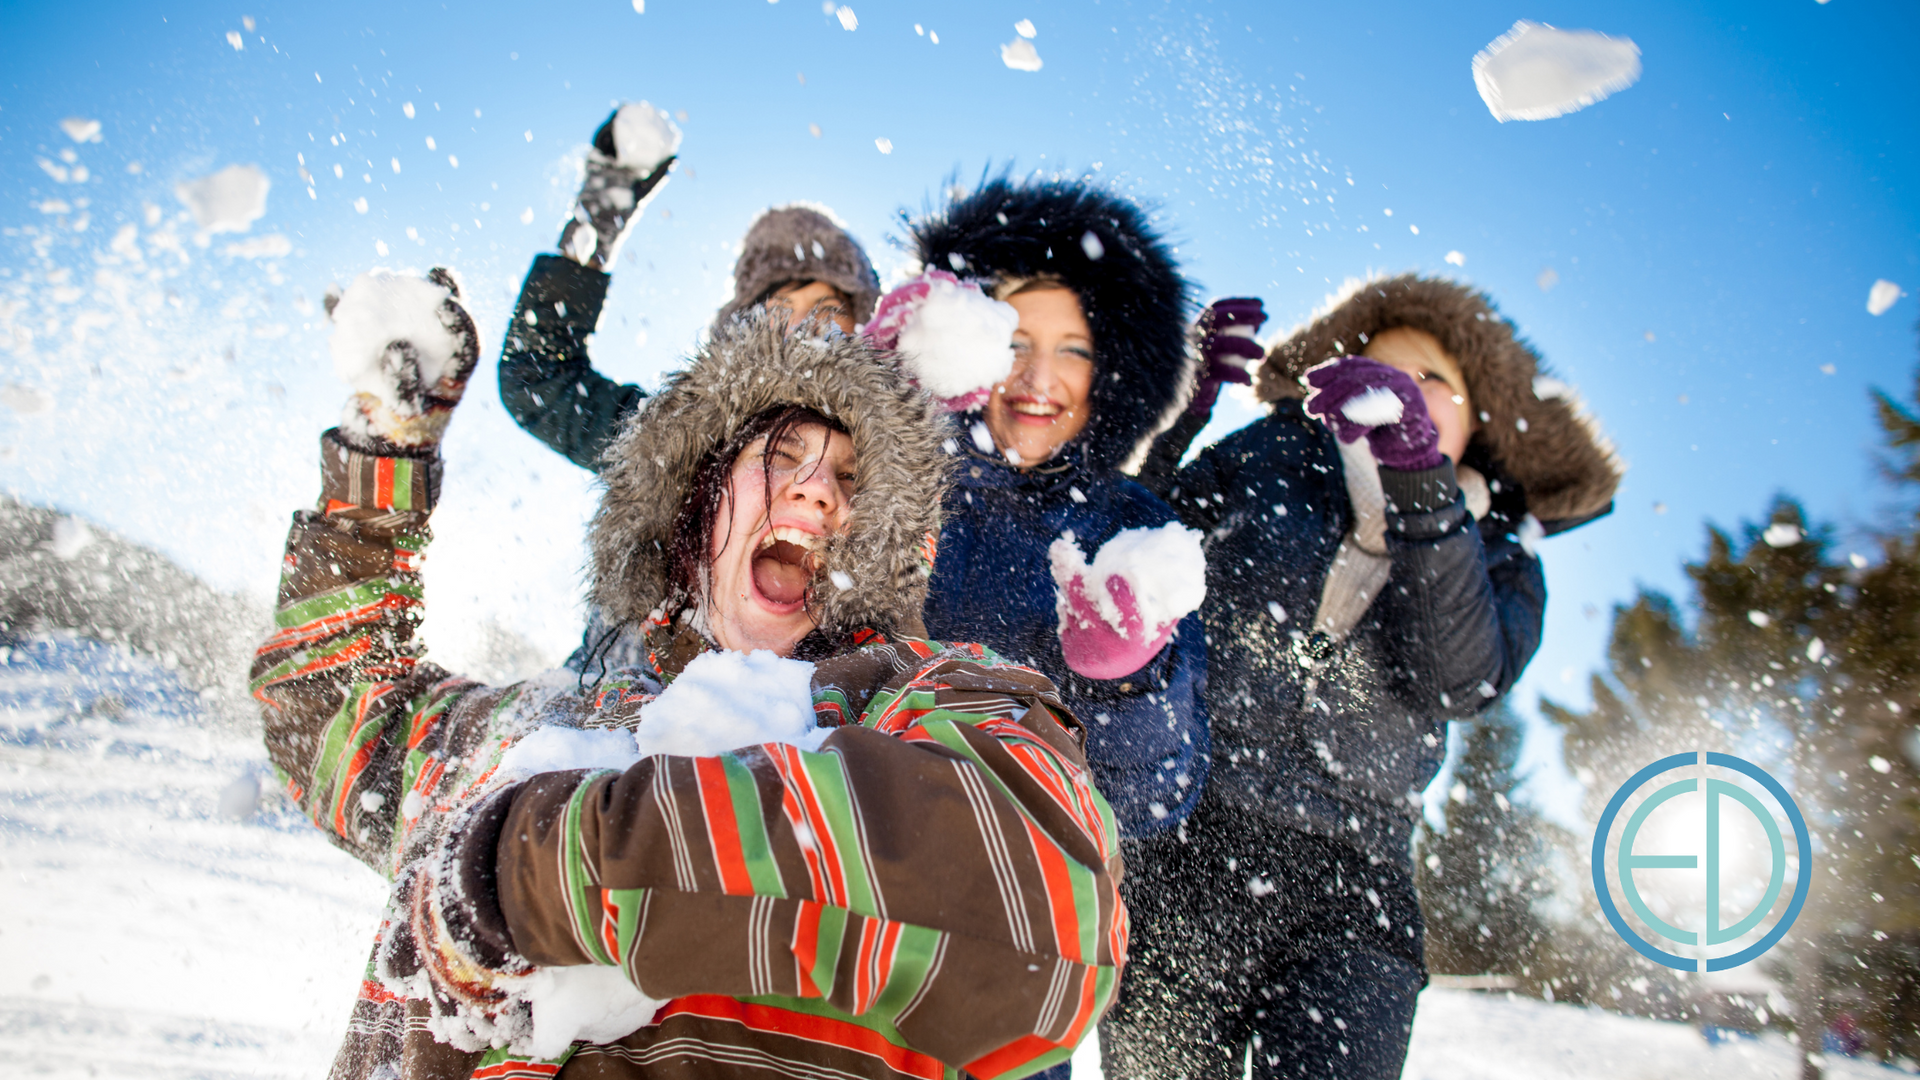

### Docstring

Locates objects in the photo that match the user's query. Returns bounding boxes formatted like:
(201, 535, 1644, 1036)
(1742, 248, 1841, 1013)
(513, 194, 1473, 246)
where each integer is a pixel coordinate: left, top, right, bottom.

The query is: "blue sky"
(2, 0, 1915, 825)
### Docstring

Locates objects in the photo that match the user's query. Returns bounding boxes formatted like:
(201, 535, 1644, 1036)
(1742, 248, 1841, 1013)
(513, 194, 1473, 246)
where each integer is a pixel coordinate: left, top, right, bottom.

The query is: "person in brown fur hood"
(1114, 274, 1621, 1080)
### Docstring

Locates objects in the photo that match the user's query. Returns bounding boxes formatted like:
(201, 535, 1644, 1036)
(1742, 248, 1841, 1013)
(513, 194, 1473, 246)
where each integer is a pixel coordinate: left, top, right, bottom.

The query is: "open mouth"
(1008, 397, 1063, 420)
(750, 526, 822, 608)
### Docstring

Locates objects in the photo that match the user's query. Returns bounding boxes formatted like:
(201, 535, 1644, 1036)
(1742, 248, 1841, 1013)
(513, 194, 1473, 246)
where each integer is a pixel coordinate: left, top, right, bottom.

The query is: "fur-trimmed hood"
(906, 177, 1195, 473)
(589, 311, 949, 641)
(1261, 274, 1622, 526)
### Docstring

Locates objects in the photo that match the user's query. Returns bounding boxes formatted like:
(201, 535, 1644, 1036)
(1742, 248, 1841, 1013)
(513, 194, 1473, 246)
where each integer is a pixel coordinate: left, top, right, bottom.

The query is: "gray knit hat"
(713, 204, 880, 330)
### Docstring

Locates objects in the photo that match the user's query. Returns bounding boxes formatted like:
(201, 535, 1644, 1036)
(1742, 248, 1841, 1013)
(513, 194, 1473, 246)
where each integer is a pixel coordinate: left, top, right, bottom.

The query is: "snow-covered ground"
(0, 634, 1905, 1080)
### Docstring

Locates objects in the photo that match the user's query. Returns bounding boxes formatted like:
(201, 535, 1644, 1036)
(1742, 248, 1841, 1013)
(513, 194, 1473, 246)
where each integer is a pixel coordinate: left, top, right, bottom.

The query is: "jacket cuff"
(512, 253, 611, 343)
(1378, 459, 1460, 515)
(435, 783, 527, 973)
(321, 429, 442, 514)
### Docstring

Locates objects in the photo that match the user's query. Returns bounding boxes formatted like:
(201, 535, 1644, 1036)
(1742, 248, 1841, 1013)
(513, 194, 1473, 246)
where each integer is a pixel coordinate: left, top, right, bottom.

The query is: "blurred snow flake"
(1748, 610, 1772, 628)
(1850, 552, 1869, 569)
(1, 384, 53, 415)
(836, 6, 857, 30)
(34, 200, 72, 215)
(1002, 38, 1043, 72)
(222, 234, 292, 259)
(174, 164, 269, 234)
(1531, 376, 1572, 400)
(375, 240, 390, 256)
(1080, 230, 1105, 261)
(48, 518, 93, 559)
(226, 30, 244, 50)
(520, 207, 535, 224)
(1868, 279, 1904, 316)
(1537, 267, 1559, 292)
(59, 117, 102, 143)
(402, 102, 416, 119)
(633, 0, 644, 11)
(874, 137, 893, 154)
(1015, 19, 1036, 38)
(1762, 522, 1803, 548)
(1445, 250, 1466, 266)
(1472, 21, 1642, 122)
(1821, 363, 1837, 375)
(353, 196, 369, 214)
(808, 123, 822, 137)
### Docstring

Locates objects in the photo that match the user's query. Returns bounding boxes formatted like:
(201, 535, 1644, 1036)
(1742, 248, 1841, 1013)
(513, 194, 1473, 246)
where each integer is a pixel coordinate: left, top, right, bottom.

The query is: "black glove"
(558, 105, 678, 271)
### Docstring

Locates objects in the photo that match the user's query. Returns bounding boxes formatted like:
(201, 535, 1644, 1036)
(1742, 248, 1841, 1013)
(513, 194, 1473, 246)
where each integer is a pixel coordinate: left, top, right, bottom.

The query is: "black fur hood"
(589, 311, 950, 641)
(906, 177, 1195, 473)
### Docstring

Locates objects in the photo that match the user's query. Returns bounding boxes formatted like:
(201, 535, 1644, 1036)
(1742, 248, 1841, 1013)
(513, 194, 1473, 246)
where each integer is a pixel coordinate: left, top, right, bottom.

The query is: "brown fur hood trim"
(1260, 274, 1622, 524)
(589, 311, 950, 639)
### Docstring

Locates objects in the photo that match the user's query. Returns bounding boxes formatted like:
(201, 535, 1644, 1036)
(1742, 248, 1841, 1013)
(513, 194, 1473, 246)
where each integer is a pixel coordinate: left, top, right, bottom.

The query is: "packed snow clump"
(1050, 523, 1207, 639)
(1472, 21, 1642, 122)
(327, 270, 465, 410)
(1342, 386, 1406, 427)
(636, 650, 826, 756)
(1002, 38, 1043, 71)
(868, 271, 1019, 410)
(609, 101, 681, 172)
(497, 725, 644, 778)
(1868, 279, 1905, 316)
(512, 965, 665, 1059)
(174, 164, 270, 234)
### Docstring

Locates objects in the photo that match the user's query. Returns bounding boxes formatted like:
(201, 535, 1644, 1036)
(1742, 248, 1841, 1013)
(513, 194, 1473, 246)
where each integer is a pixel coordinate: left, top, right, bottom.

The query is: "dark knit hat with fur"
(591, 310, 948, 639)
(1261, 273, 1622, 525)
(907, 176, 1195, 472)
(714, 205, 880, 330)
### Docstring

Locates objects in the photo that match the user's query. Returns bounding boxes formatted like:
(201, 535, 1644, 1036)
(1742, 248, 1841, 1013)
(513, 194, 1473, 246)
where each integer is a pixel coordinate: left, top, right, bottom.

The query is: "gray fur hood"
(590, 312, 950, 641)
(1260, 273, 1622, 526)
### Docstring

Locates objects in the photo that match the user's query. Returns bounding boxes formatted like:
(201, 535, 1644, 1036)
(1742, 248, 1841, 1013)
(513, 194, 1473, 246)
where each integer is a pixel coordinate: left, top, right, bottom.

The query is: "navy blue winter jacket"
(924, 437, 1209, 837)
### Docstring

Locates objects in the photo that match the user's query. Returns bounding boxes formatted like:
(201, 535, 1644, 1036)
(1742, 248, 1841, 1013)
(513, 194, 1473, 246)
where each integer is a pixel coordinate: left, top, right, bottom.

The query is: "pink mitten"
(1056, 571, 1176, 681)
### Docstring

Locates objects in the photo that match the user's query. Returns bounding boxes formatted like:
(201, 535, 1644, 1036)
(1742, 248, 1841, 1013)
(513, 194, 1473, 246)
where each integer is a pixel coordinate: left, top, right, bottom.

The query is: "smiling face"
(983, 284, 1095, 466)
(703, 420, 858, 655)
(1364, 326, 1475, 464)
(762, 279, 856, 335)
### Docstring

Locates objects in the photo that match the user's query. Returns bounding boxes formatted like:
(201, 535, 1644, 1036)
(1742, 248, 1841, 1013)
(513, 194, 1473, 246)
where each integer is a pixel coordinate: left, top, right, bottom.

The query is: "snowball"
(327, 270, 464, 410)
(1472, 21, 1642, 123)
(635, 650, 826, 757)
(1015, 19, 1036, 38)
(174, 164, 270, 234)
(59, 117, 101, 143)
(1341, 386, 1405, 427)
(1868, 279, 1904, 316)
(892, 276, 1019, 401)
(498, 725, 643, 779)
(608, 102, 681, 173)
(222, 234, 292, 259)
(1762, 522, 1802, 548)
(835, 6, 857, 30)
(1001, 38, 1043, 71)
(1444, 250, 1466, 266)
(1051, 523, 1207, 638)
(2, 383, 52, 415)
(514, 965, 664, 1059)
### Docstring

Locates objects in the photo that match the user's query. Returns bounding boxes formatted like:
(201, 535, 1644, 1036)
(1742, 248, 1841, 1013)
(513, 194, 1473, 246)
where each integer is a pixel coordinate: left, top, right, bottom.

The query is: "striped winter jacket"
(252, 432, 1127, 1080)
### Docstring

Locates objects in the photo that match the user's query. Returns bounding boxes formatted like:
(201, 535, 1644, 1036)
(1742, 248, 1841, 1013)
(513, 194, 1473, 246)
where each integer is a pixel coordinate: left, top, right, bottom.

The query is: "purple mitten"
(1056, 573, 1176, 681)
(1302, 356, 1444, 471)
(1188, 297, 1268, 416)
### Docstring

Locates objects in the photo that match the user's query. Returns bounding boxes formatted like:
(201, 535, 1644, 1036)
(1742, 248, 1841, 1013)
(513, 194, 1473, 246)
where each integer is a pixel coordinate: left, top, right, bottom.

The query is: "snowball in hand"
(1050, 523, 1207, 639)
(1340, 385, 1406, 428)
(1472, 21, 1642, 123)
(327, 270, 465, 412)
(869, 271, 1018, 410)
(174, 163, 270, 234)
(609, 101, 682, 172)
(514, 965, 665, 1059)
(634, 650, 826, 757)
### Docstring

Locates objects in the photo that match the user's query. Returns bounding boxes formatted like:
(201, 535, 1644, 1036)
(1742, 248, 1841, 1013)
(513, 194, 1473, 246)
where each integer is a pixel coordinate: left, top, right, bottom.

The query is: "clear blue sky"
(2, 0, 1915, 824)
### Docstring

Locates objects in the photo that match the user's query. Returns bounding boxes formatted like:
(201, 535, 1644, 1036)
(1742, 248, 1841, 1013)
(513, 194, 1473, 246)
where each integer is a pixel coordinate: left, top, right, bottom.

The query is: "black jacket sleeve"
(498, 254, 647, 473)
(1370, 463, 1543, 720)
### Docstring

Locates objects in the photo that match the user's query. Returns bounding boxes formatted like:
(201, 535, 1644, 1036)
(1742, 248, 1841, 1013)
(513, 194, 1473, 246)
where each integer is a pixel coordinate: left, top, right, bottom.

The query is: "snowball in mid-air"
(634, 650, 825, 757)
(1472, 21, 1642, 123)
(174, 164, 270, 234)
(1341, 386, 1406, 427)
(1002, 38, 1043, 71)
(59, 117, 101, 143)
(1762, 522, 1803, 548)
(327, 271, 465, 409)
(1868, 279, 1904, 316)
(609, 101, 682, 173)
(1050, 523, 1207, 638)
(879, 272, 1019, 406)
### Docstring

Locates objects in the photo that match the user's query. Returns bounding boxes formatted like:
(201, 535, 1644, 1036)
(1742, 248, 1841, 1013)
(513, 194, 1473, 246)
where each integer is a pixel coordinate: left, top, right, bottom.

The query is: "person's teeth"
(1011, 401, 1059, 416)
(770, 526, 820, 551)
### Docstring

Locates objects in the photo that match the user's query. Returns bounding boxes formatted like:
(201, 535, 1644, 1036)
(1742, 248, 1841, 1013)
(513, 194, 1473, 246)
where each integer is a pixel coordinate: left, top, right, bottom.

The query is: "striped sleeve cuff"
(321, 429, 443, 514)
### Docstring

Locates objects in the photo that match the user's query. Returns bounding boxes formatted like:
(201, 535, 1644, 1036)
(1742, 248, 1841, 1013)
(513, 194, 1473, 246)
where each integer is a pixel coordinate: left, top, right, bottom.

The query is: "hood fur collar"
(1261, 274, 1622, 525)
(590, 311, 950, 640)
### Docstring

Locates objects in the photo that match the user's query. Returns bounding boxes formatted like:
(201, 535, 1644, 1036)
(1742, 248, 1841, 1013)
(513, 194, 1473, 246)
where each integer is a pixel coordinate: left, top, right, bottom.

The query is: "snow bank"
(1342, 386, 1406, 427)
(1472, 21, 1642, 123)
(173, 164, 270, 234)
(1050, 524, 1207, 638)
(1868, 279, 1904, 316)
(635, 649, 826, 757)
(609, 101, 681, 173)
(870, 271, 1019, 410)
(327, 270, 464, 410)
